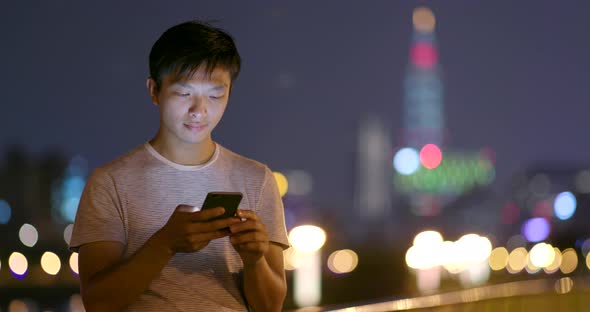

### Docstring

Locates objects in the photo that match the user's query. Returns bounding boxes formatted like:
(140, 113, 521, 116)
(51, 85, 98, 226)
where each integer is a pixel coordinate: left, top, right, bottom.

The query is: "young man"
(70, 21, 289, 311)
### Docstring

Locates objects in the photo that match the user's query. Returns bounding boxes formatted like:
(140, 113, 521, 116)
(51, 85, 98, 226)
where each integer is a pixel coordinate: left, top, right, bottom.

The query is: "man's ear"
(146, 78, 159, 106)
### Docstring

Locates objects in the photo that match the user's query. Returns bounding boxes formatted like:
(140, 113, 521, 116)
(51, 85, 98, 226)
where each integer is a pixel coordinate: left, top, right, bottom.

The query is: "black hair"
(149, 20, 241, 91)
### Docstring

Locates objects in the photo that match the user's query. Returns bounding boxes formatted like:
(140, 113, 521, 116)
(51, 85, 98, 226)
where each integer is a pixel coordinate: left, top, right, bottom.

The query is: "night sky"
(2, 1, 590, 210)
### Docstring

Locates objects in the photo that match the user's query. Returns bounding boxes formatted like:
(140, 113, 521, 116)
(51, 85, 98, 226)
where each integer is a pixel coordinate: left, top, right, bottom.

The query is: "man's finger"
(189, 207, 226, 221)
(176, 204, 199, 213)
(236, 209, 259, 221)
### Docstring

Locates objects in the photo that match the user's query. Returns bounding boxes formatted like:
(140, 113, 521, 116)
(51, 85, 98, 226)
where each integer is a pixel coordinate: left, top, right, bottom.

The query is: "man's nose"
(188, 98, 208, 117)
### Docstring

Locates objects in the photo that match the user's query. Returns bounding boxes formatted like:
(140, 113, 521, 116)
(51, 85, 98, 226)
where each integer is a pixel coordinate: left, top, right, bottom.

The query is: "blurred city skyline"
(2, 1, 590, 211)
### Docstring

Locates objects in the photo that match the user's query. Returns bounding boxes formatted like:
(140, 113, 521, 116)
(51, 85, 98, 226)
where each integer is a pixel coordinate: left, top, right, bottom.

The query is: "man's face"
(148, 67, 231, 147)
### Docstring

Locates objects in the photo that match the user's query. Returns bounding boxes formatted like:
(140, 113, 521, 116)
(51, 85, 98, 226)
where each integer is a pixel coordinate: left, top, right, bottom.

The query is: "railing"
(291, 276, 590, 312)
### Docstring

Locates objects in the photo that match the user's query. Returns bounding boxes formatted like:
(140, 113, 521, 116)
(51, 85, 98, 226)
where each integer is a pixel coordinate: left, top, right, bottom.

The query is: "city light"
(488, 247, 509, 271)
(555, 277, 574, 294)
(9, 252, 28, 278)
(289, 225, 326, 253)
(529, 243, 555, 268)
(554, 191, 576, 220)
(0, 199, 11, 224)
(41, 252, 62, 275)
(522, 218, 550, 242)
(289, 225, 326, 308)
(507, 247, 528, 274)
(544, 248, 562, 274)
(560, 248, 578, 274)
(273, 171, 288, 197)
(19, 224, 39, 247)
(412, 6, 436, 33)
(411, 42, 438, 70)
(419, 144, 442, 169)
(327, 249, 359, 274)
(393, 147, 420, 175)
(70, 253, 79, 275)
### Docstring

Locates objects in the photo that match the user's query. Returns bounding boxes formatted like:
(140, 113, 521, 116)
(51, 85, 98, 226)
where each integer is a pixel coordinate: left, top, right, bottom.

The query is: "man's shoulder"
(92, 144, 149, 178)
(218, 145, 271, 177)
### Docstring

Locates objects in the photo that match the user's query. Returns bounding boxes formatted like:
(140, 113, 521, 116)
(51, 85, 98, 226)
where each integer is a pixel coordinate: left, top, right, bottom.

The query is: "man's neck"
(149, 136, 216, 166)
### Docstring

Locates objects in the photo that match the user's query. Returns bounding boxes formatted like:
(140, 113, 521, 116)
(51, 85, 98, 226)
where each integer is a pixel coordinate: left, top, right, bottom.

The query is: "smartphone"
(201, 192, 243, 220)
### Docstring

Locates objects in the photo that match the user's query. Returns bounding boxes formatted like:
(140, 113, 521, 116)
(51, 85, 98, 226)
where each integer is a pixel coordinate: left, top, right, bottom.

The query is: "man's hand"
(228, 209, 270, 266)
(154, 204, 242, 254)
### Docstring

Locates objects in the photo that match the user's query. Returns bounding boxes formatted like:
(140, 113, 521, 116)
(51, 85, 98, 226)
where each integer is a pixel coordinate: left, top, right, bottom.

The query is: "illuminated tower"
(393, 7, 495, 216)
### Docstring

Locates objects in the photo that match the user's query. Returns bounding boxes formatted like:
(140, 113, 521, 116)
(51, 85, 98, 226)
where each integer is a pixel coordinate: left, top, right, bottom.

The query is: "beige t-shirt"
(70, 143, 289, 311)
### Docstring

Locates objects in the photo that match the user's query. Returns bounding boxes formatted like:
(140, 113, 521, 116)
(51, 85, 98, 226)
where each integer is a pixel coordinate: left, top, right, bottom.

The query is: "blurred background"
(2, 1, 590, 311)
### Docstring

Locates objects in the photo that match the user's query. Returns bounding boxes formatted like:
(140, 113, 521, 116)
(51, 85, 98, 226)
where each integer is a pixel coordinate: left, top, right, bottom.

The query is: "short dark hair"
(149, 20, 241, 91)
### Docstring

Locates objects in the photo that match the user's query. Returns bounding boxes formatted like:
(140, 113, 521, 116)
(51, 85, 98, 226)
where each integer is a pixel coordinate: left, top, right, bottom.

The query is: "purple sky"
(2, 1, 590, 209)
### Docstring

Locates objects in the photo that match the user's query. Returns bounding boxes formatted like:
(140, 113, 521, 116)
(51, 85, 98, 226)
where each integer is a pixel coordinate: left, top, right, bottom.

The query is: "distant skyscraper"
(355, 113, 393, 220)
(393, 7, 495, 216)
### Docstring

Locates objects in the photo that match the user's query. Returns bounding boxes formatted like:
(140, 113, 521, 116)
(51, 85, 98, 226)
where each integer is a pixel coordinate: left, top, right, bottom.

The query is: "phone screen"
(201, 192, 243, 220)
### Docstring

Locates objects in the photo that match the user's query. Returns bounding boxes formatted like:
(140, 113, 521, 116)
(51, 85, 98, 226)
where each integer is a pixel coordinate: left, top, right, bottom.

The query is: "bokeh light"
(393, 147, 420, 175)
(9, 252, 28, 278)
(327, 249, 359, 274)
(41, 252, 61, 275)
(412, 6, 436, 33)
(560, 248, 578, 274)
(544, 248, 562, 274)
(555, 277, 574, 294)
(554, 191, 576, 220)
(586, 253, 590, 270)
(525, 253, 541, 274)
(413, 230, 443, 247)
(19, 223, 39, 247)
(522, 218, 550, 242)
(419, 144, 442, 169)
(288, 225, 326, 253)
(0, 199, 12, 224)
(507, 247, 528, 274)
(70, 253, 79, 275)
(273, 172, 288, 197)
(63, 224, 74, 245)
(529, 243, 555, 268)
(488, 247, 509, 271)
(8, 299, 29, 312)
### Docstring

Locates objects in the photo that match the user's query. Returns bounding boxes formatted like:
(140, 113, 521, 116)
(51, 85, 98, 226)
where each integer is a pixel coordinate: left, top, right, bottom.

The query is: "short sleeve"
(256, 167, 290, 250)
(69, 168, 127, 252)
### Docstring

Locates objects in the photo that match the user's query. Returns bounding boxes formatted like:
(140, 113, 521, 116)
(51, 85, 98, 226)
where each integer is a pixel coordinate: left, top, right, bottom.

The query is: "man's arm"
(242, 243, 287, 312)
(229, 209, 287, 311)
(78, 206, 240, 312)
(79, 237, 173, 312)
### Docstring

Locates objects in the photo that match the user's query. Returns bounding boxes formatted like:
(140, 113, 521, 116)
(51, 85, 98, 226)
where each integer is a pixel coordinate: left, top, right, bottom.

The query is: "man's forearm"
(82, 234, 173, 311)
(242, 256, 287, 312)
